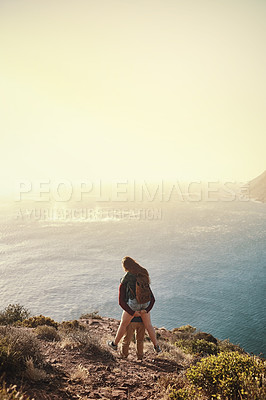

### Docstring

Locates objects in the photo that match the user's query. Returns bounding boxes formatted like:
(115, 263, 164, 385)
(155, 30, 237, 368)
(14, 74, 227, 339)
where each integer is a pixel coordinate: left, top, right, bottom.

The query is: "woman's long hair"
(122, 256, 150, 283)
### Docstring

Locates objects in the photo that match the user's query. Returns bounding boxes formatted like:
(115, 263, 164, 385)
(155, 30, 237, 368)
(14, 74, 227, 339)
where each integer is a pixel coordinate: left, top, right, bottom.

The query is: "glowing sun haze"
(1, 0, 265, 193)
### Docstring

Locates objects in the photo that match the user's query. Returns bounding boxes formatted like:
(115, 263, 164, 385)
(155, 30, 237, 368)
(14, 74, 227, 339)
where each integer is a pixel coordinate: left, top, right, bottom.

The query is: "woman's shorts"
(128, 298, 150, 311)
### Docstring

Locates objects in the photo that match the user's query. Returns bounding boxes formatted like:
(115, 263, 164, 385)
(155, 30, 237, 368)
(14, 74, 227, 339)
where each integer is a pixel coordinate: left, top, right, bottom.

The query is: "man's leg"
(135, 322, 145, 360)
(121, 323, 135, 358)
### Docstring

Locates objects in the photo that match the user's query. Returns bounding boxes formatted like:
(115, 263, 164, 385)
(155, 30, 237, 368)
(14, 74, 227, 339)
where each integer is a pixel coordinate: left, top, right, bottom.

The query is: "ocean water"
(0, 199, 265, 355)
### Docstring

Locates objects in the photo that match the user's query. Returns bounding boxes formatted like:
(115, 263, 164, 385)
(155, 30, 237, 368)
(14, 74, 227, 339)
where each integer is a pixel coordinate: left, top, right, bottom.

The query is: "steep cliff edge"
(249, 170, 266, 202)
(1, 315, 265, 400)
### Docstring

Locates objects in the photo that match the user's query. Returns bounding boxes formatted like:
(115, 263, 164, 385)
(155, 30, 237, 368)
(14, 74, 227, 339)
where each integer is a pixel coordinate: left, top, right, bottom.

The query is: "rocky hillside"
(249, 170, 266, 202)
(1, 313, 265, 400)
(1, 317, 187, 400)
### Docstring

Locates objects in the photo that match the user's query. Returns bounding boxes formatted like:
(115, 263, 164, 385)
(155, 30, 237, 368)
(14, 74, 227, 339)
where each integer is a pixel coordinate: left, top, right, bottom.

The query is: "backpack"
(130, 273, 151, 304)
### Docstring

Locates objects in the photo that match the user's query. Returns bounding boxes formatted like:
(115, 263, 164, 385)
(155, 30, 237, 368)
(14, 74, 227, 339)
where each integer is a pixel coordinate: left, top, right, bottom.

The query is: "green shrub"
(218, 338, 245, 354)
(173, 325, 196, 334)
(169, 387, 196, 400)
(160, 374, 199, 400)
(0, 382, 31, 400)
(80, 311, 102, 319)
(186, 351, 266, 400)
(171, 325, 197, 342)
(22, 315, 58, 329)
(0, 304, 30, 325)
(193, 331, 217, 344)
(35, 325, 60, 341)
(176, 338, 218, 356)
(0, 326, 43, 378)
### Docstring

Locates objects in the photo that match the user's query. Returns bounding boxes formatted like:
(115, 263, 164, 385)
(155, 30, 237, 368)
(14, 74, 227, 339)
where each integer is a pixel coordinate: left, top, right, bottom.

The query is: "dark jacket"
(118, 272, 155, 316)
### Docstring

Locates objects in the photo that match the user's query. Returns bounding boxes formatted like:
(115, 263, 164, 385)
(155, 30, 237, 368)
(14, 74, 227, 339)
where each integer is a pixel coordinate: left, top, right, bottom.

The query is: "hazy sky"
(1, 0, 265, 192)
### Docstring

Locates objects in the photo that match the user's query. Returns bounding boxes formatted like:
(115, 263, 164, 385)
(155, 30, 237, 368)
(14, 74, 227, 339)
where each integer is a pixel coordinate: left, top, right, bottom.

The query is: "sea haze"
(0, 199, 265, 355)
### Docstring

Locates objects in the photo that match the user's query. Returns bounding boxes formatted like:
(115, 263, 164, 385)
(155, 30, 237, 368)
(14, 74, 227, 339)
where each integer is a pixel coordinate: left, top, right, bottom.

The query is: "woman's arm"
(145, 289, 155, 313)
(118, 283, 135, 316)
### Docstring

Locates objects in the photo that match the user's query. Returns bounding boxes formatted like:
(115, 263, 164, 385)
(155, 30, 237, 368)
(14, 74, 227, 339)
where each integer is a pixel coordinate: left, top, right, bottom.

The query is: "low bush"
(193, 331, 217, 344)
(218, 338, 245, 354)
(173, 325, 196, 334)
(59, 320, 85, 332)
(186, 351, 266, 400)
(171, 326, 199, 342)
(0, 304, 30, 326)
(22, 315, 58, 329)
(0, 326, 43, 378)
(159, 373, 199, 400)
(176, 338, 218, 356)
(80, 311, 102, 320)
(35, 325, 60, 341)
(169, 387, 197, 400)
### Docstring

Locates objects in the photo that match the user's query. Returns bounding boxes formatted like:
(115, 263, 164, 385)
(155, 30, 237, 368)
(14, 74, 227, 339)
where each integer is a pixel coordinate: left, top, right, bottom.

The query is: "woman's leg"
(114, 311, 134, 345)
(140, 311, 157, 347)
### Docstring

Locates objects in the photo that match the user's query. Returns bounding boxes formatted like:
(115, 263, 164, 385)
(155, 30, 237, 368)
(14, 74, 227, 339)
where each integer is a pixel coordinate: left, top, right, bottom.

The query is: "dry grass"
(24, 358, 48, 381)
(60, 336, 77, 350)
(157, 341, 194, 367)
(0, 383, 32, 400)
(59, 329, 89, 350)
(70, 364, 90, 382)
(59, 328, 115, 361)
(0, 326, 43, 377)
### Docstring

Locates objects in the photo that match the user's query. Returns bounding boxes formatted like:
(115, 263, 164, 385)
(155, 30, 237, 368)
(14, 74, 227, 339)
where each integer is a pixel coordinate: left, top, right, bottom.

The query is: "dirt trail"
(23, 317, 181, 399)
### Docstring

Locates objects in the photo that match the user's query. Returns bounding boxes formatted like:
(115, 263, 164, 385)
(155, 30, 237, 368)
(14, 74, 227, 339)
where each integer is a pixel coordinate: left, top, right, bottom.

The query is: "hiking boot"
(154, 344, 161, 353)
(107, 341, 118, 351)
